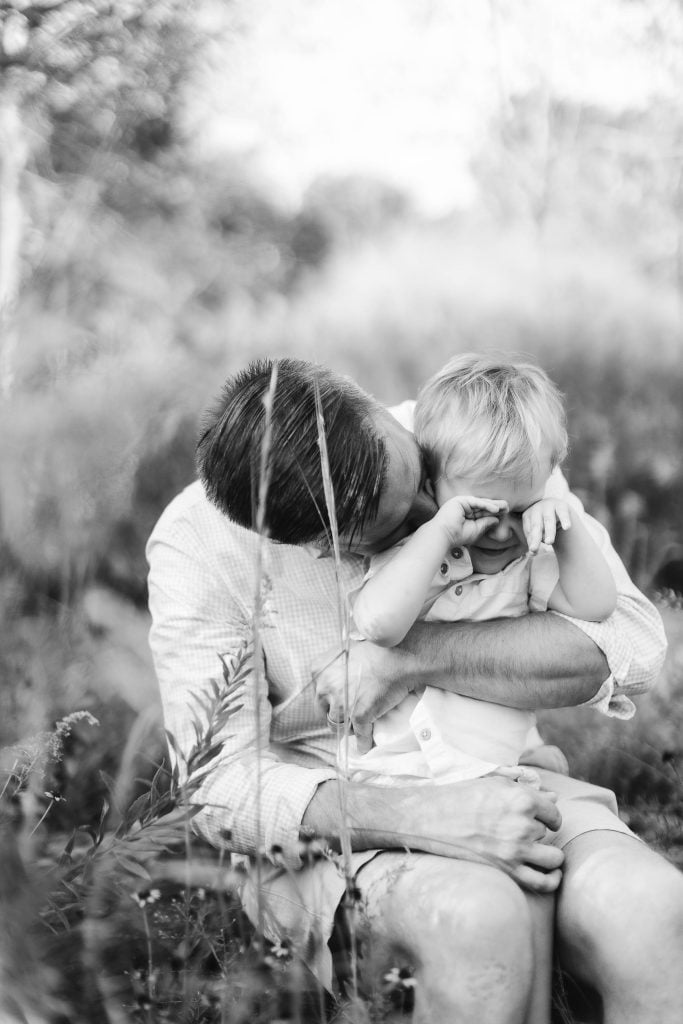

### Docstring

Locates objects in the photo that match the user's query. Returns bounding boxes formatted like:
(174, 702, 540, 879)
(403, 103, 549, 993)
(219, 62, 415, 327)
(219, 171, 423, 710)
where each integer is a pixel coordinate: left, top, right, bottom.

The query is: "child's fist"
(435, 495, 508, 546)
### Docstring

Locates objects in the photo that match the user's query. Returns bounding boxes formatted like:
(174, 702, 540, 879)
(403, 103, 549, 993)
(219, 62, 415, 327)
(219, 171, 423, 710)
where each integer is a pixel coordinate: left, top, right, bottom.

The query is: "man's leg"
(557, 830, 683, 1024)
(355, 851, 536, 1024)
(524, 892, 554, 1024)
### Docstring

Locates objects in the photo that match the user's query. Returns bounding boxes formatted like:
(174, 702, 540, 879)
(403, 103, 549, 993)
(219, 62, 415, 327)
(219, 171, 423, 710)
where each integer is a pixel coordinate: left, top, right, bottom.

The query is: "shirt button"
(420, 728, 432, 741)
(439, 561, 449, 576)
(454, 585, 463, 596)
(451, 547, 463, 559)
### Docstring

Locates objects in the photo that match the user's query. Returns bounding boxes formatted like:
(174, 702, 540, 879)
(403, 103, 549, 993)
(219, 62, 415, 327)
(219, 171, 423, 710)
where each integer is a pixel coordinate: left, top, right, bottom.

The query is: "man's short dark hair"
(196, 358, 387, 545)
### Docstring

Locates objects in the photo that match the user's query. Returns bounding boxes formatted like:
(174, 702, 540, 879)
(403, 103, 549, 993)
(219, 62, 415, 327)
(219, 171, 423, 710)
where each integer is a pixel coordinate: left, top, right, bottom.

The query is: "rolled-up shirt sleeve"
(146, 506, 336, 869)
(544, 469, 667, 718)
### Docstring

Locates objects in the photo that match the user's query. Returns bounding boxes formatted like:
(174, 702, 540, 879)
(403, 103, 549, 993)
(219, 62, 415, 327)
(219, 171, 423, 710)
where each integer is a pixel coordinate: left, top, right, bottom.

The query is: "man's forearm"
(398, 613, 608, 709)
(303, 779, 405, 852)
(301, 777, 565, 892)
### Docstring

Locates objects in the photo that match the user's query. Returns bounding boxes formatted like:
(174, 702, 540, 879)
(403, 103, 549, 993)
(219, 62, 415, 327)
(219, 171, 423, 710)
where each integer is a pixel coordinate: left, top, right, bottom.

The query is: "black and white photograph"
(1, 2, 682, 1021)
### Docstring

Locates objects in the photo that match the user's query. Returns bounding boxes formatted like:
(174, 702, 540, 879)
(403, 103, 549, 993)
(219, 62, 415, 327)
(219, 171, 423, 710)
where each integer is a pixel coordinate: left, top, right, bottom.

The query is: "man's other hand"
(313, 640, 414, 753)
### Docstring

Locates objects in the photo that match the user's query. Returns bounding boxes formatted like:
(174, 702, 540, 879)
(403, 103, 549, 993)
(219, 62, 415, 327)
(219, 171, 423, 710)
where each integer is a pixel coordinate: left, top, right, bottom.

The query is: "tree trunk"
(0, 92, 27, 398)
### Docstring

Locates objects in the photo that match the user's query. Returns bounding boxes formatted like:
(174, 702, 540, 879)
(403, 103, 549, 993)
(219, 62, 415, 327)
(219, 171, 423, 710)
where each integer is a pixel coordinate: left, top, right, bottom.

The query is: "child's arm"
(353, 496, 507, 646)
(523, 499, 618, 621)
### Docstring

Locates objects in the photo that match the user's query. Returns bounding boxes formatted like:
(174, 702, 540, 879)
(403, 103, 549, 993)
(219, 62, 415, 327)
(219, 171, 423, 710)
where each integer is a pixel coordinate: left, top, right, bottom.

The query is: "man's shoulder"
(148, 480, 243, 549)
(388, 399, 415, 431)
(154, 479, 215, 524)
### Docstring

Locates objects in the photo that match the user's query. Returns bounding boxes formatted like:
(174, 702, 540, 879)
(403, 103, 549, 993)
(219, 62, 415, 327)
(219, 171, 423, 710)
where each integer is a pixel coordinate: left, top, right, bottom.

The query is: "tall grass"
(0, 358, 436, 1022)
(313, 375, 360, 1000)
(1, 504, 682, 1020)
(251, 360, 279, 940)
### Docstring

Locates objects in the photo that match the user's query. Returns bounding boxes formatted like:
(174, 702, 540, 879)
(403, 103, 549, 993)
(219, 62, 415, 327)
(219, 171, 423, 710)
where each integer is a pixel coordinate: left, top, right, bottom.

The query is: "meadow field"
(1, 1, 683, 1021)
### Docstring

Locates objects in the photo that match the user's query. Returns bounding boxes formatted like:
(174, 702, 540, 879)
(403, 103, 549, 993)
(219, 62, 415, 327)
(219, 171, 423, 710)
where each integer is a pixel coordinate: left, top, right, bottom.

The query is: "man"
(148, 358, 681, 1023)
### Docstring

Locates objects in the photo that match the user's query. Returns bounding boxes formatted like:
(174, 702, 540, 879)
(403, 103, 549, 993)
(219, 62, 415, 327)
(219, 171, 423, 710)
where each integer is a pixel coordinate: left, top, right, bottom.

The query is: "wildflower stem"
(314, 377, 359, 998)
(252, 361, 279, 939)
(182, 791, 193, 1004)
(0, 759, 19, 800)
(30, 798, 54, 836)
(142, 907, 154, 1005)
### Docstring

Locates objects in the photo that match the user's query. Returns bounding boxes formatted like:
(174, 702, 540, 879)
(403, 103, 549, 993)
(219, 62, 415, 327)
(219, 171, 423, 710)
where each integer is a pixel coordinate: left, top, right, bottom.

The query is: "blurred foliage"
(1, 0, 197, 165)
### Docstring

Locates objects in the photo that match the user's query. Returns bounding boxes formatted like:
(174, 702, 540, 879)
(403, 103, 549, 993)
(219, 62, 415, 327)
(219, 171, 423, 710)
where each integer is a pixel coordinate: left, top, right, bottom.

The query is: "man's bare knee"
(559, 833, 683, 1023)
(361, 853, 531, 950)
(357, 853, 534, 1023)
(560, 836, 683, 960)
(425, 865, 532, 955)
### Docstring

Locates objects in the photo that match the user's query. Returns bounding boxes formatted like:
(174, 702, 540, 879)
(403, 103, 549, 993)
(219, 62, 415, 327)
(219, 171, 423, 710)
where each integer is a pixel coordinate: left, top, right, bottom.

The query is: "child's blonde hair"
(414, 353, 568, 484)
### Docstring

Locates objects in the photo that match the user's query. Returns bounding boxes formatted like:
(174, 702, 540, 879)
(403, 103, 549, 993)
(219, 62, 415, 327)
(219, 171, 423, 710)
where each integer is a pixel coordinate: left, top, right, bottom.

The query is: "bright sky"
(191, 0, 681, 215)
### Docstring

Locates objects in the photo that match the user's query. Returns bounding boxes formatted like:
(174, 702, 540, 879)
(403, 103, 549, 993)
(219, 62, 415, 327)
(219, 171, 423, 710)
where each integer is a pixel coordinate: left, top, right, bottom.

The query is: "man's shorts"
(535, 769, 636, 849)
(240, 772, 637, 991)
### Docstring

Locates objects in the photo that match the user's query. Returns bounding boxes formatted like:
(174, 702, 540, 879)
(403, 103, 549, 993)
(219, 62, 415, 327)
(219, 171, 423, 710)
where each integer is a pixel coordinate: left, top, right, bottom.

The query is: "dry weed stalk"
(313, 373, 360, 999)
(250, 359, 279, 939)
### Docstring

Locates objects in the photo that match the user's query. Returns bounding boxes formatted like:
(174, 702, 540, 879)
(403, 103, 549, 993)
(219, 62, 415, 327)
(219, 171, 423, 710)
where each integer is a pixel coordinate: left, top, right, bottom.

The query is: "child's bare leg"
(524, 892, 555, 1024)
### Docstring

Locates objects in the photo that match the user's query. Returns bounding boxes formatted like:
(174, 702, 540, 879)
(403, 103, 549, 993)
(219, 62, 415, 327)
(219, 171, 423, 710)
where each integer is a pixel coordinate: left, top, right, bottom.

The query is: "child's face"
(434, 459, 552, 574)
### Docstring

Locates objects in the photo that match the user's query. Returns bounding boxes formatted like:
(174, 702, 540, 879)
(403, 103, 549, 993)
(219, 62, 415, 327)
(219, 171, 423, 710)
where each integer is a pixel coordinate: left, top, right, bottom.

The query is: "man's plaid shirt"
(147, 459, 666, 870)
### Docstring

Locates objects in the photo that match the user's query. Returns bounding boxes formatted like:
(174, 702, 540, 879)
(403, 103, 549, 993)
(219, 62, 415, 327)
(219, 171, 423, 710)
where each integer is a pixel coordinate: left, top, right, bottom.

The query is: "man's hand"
(523, 498, 572, 554)
(404, 776, 565, 892)
(306, 774, 565, 893)
(313, 640, 413, 753)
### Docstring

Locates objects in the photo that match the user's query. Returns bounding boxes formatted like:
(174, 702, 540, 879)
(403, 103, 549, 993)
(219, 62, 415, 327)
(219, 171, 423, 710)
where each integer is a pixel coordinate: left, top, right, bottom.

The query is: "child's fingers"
(542, 508, 557, 545)
(459, 496, 508, 518)
(437, 497, 466, 521)
(475, 497, 508, 513)
(556, 505, 571, 531)
(525, 515, 543, 553)
(476, 514, 501, 531)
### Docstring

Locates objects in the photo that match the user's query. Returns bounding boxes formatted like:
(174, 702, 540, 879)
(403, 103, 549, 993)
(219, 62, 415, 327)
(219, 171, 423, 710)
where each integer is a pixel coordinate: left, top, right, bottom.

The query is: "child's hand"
(434, 496, 508, 546)
(522, 498, 572, 554)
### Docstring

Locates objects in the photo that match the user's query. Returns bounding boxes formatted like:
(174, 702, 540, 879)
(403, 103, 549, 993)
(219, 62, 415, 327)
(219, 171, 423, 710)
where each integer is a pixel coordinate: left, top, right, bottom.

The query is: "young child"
(345, 354, 618, 1024)
(346, 353, 617, 786)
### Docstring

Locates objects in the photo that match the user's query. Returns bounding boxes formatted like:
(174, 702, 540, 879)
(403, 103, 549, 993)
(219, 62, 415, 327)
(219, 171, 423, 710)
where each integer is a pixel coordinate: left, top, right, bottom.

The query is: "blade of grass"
(251, 360, 279, 943)
(313, 374, 359, 1001)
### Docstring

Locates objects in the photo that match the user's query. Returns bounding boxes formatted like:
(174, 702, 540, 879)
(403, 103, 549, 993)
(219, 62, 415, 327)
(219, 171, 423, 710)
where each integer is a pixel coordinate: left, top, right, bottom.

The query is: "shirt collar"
(465, 552, 529, 583)
(302, 542, 365, 567)
(303, 542, 328, 560)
